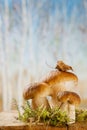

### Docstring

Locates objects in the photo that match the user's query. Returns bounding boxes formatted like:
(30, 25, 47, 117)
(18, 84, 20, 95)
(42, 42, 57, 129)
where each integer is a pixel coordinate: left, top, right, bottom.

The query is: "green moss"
(76, 109, 87, 122)
(18, 101, 69, 126)
(17, 101, 87, 126)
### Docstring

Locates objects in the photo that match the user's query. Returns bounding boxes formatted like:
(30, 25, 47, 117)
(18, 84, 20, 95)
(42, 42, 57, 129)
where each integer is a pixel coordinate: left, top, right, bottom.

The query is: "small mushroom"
(57, 91, 81, 124)
(23, 82, 51, 109)
(55, 61, 73, 72)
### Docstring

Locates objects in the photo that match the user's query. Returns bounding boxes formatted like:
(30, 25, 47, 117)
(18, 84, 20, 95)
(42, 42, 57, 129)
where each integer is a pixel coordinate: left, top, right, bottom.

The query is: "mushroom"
(55, 61, 73, 72)
(42, 70, 78, 108)
(57, 91, 81, 124)
(23, 61, 78, 110)
(23, 82, 51, 109)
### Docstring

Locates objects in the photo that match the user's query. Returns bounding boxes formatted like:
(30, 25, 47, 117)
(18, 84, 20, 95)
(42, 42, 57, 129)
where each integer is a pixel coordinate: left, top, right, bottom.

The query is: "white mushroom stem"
(68, 104, 75, 124)
(59, 102, 68, 114)
(47, 96, 61, 109)
(60, 102, 75, 124)
(32, 97, 50, 109)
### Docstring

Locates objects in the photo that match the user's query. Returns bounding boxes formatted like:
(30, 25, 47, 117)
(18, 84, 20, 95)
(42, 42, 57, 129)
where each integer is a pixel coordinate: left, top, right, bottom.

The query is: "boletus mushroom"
(23, 82, 50, 109)
(57, 91, 81, 124)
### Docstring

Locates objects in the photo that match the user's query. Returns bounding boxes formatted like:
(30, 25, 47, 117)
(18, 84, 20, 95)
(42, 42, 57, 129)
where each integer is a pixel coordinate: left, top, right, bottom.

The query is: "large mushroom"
(57, 91, 81, 124)
(42, 70, 78, 108)
(23, 61, 78, 109)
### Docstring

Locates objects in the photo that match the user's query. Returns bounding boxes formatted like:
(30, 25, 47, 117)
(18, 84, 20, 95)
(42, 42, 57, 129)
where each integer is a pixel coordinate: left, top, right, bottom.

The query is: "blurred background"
(0, 0, 87, 111)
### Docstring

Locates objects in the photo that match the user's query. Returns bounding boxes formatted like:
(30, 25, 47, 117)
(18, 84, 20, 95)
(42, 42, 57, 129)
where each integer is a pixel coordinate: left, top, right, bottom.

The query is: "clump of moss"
(16, 101, 87, 126)
(76, 109, 87, 122)
(48, 107, 69, 126)
(17, 101, 69, 126)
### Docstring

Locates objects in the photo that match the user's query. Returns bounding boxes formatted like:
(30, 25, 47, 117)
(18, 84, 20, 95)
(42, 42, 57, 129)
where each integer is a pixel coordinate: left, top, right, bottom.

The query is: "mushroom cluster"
(23, 61, 81, 124)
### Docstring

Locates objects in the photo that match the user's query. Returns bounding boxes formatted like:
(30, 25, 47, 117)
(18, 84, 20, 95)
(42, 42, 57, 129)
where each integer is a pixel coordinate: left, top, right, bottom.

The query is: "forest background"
(0, 0, 87, 111)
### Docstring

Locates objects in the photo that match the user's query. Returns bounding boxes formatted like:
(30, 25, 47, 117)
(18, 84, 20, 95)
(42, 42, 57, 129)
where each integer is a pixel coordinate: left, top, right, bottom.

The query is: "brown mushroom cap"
(23, 82, 50, 100)
(43, 70, 78, 87)
(57, 91, 81, 106)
